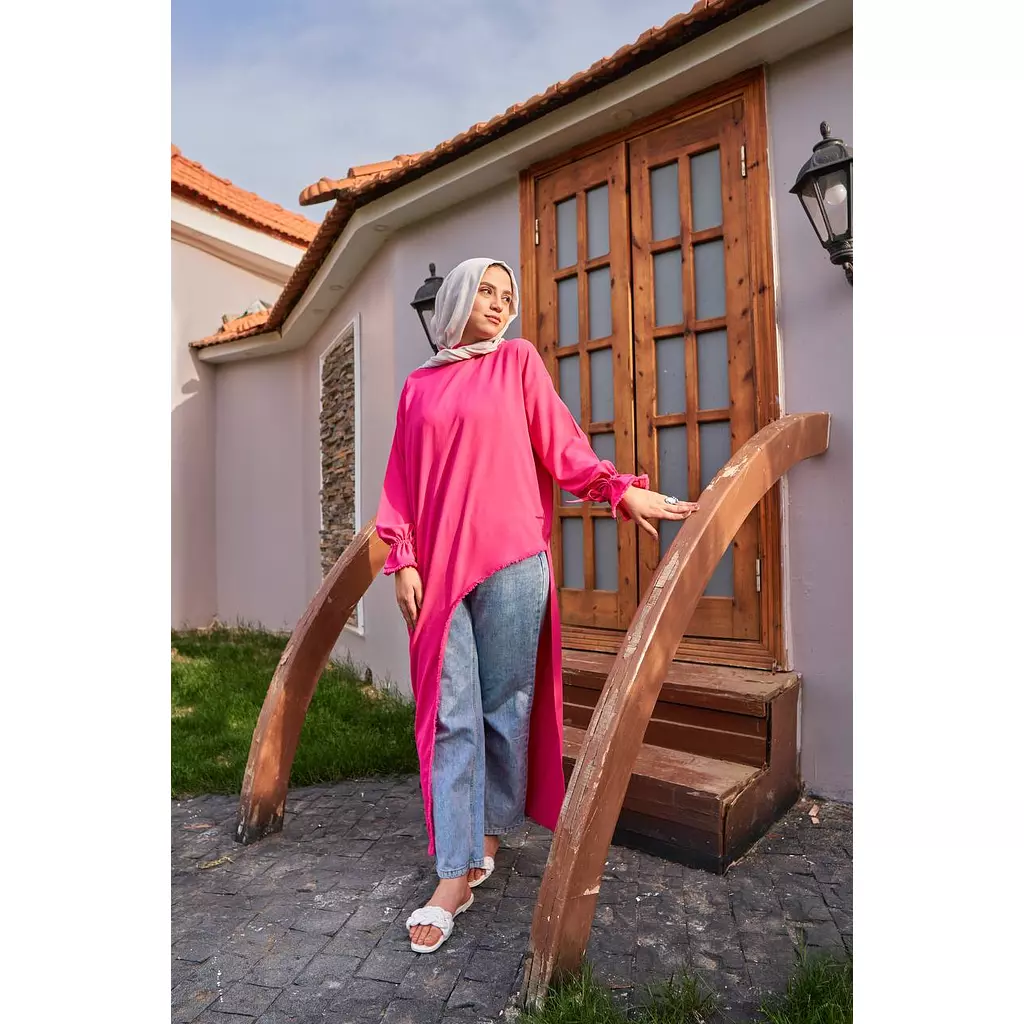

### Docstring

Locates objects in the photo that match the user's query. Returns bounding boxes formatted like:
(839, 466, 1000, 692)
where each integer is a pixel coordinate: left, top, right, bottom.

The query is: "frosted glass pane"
(655, 335, 686, 415)
(594, 519, 618, 591)
(694, 240, 726, 320)
(650, 162, 680, 241)
(818, 170, 849, 234)
(586, 185, 610, 258)
(690, 149, 723, 231)
(696, 329, 729, 410)
(659, 518, 682, 561)
(558, 354, 582, 422)
(562, 518, 584, 590)
(557, 276, 578, 347)
(798, 183, 828, 242)
(590, 346, 614, 423)
(556, 197, 577, 269)
(700, 420, 732, 490)
(587, 266, 612, 339)
(658, 425, 688, 501)
(704, 543, 734, 598)
(592, 431, 616, 464)
(653, 249, 684, 327)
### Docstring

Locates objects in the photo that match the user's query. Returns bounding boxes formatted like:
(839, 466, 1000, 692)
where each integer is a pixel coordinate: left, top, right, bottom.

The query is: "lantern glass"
(797, 180, 829, 245)
(818, 168, 850, 237)
(417, 308, 436, 346)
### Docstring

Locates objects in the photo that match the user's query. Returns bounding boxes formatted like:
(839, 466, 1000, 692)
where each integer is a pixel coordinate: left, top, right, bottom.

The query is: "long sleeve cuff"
(579, 464, 650, 521)
(379, 525, 418, 576)
(383, 539, 417, 576)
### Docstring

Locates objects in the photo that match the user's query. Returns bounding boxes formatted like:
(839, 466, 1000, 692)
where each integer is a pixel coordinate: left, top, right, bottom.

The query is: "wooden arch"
(233, 412, 830, 1006)
(520, 411, 830, 1007)
(234, 520, 389, 844)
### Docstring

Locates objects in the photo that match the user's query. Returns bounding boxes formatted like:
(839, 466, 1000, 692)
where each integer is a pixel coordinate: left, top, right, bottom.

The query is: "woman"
(376, 258, 697, 953)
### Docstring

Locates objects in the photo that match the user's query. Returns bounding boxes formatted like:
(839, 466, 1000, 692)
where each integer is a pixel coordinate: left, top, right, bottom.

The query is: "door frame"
(519, 67, 785, 671)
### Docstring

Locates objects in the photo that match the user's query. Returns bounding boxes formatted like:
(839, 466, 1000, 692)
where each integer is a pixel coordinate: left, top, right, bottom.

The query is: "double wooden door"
(524, 78, 779, 668)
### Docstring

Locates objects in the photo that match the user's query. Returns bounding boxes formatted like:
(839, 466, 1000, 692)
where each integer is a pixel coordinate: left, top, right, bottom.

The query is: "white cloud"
(172, 0, 699, 217)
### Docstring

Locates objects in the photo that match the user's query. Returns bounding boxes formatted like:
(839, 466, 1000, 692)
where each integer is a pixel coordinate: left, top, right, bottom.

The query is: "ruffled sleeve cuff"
(381, 528, 418, 576)
(580, 464, 650, 521)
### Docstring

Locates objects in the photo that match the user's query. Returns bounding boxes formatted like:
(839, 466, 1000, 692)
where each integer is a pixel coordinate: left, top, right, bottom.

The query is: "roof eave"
(194, 330, 287, 363)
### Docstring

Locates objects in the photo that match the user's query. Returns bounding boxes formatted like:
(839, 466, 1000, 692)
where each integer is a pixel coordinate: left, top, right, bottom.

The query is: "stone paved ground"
(172, 778, 851, 1023)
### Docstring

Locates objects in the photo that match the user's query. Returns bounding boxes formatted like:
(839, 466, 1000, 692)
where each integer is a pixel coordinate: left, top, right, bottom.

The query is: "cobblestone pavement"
(172, 778, 851, 1023)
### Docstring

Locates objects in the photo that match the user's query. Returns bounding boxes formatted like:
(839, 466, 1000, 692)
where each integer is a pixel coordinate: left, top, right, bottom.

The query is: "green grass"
(517, 961, 717, 1024)
(171, 625, 417, 797)
(517, 949, 851, 1024)
(755, 948, 852, 1024)
(632, 971, 718, 1024)
(517, 962, 630, 1024)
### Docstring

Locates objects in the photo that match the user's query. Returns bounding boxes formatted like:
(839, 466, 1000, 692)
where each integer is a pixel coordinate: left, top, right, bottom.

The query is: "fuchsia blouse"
(376, 338, 648, 854)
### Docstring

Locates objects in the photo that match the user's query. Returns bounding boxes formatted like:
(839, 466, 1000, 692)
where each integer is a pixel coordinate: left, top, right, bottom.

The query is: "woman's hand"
(394, 566, 423, 631)
(619, 485, 699, 540)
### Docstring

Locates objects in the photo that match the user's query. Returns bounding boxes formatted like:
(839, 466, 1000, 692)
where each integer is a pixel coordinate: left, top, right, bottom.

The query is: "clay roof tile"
(172, 147, 318, 247)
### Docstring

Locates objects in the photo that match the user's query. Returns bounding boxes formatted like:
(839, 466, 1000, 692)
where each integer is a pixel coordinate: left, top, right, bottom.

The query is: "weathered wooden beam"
(234, 518, 389, 845)
(520, 411, 830, 1009)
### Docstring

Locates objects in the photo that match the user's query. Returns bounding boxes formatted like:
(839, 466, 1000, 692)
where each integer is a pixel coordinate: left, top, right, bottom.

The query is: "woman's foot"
(468, 834, 500, 886)
(408, 877, 472, 949)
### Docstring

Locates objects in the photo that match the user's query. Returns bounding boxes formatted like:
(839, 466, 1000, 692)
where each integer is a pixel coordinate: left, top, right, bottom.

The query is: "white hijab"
(420, 258, 520, 369)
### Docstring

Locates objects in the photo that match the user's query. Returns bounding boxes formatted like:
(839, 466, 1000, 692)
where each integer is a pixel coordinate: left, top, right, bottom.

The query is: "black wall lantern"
(790, 122, 853, 285)
(410, 263, 445, 352)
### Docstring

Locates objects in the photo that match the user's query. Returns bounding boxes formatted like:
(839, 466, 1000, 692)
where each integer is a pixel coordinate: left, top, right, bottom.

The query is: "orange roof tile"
(191, 0, 766, 351)
(172, 146, 319, 248)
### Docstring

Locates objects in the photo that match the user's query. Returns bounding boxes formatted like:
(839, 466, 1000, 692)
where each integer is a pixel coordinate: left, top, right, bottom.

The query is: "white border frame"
(318, 314, 364, 636)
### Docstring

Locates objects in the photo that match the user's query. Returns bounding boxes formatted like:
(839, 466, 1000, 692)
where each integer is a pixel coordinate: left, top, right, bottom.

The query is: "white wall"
(767, 30, 853, 801)
(213, 351, 308, 630)
(171, 237, 285, 628)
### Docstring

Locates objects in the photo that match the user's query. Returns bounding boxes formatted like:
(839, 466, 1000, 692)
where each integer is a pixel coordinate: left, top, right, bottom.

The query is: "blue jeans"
(431, 551, 550, 879)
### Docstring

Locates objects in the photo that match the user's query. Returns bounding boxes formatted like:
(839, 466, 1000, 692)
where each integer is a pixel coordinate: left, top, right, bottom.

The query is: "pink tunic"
(375, 338, 648, 855)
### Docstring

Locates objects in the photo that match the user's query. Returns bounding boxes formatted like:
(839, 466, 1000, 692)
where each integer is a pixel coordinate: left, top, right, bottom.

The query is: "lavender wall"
(766, 30, 853, 801)
(327, 181, 521, 694)
(207, 181, 521, 694)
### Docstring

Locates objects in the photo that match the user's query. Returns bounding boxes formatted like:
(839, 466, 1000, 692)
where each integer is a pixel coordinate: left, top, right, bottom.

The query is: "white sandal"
(468, 856, 495, 889)
(406, 892, 474, 953)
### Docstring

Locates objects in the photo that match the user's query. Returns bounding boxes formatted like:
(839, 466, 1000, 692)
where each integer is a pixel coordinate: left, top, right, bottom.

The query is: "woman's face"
(460, 264, 514, 345)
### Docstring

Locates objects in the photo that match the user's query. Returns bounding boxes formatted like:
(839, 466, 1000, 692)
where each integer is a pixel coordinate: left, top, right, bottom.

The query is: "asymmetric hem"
(376, 338, 648, 855)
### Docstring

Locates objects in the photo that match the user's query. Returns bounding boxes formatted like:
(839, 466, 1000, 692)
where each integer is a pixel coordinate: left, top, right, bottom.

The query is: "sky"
(172, 0, 702, 222)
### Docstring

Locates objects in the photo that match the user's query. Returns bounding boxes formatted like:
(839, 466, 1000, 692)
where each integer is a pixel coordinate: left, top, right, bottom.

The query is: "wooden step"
(562, 681, 769, 767)
(562, 724, 757, 814)
(563, 650, 799, 716)
(560, 670, 802, 872)
(562, 652, 798, 768)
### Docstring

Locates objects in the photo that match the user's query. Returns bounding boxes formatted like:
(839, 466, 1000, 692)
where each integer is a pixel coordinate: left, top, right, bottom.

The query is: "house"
(171, 146, 318, 629)
(187, 0, 853, 866)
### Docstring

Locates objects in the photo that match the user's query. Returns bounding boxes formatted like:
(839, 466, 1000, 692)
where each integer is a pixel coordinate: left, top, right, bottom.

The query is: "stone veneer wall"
(319, 331, 357, 624)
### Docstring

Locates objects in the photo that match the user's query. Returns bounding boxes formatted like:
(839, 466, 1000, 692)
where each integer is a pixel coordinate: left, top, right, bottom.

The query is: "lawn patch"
(755, 947, 852, 1024)
(171, 626, 417, 797)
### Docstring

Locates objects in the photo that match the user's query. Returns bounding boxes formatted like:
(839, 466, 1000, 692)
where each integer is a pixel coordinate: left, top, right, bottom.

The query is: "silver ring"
(665, 496, 679, 505)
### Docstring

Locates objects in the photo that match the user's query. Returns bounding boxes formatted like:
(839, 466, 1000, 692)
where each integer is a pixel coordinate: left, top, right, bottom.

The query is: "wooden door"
(629, 98, 761, 642)
(534, 143, 640, 631)
(521, 71, 781, 669)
